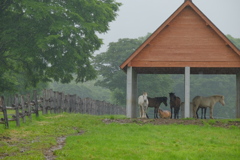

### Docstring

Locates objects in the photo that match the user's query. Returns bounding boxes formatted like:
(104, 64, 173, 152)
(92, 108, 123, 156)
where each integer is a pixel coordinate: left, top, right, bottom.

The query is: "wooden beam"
(130, 61, 240, 68)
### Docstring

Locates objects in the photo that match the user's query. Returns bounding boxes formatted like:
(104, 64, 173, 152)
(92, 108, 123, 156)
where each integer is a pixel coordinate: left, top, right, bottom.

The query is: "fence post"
(42, 89, 47, 114)
(46, 89, 51, 114)
(58, 92, 63, 113)
(82, 98, 86, 114)
(26, 94, 32, 121)
(33, 90, 39, 117)
(53, 91, 57, 113)
(66, 94, 70, 112)
(1, 96, 9, 129)
(63, 94, 68, 112)
(20, 95, 26, 123)
(73, 95, 77, 113)
(15, 95, 20, 127)
(49, 90, 54, 114)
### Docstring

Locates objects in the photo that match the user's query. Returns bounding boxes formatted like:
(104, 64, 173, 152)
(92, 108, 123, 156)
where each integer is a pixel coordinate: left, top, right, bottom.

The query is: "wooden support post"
(126, 67, 138, 118)
(237, 73, 240, 118)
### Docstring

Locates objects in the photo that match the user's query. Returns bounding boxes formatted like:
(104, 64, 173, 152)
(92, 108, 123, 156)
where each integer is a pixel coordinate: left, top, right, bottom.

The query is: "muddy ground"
(102, 118, 240, 128)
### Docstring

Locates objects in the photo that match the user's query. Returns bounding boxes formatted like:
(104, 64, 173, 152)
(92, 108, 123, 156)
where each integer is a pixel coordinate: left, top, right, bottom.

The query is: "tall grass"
(0, 113, 239, 160)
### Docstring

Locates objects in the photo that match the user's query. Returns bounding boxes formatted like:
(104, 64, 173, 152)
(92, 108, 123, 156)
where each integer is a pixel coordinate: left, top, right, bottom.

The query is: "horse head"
(163, 97, 168, 106)
(169, 92, 176, 102)
(142, 92, 148, 103)
(219, 95, 225, 106)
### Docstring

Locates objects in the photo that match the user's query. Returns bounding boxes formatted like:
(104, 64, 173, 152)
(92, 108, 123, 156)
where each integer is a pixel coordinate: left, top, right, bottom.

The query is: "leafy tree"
(0, 0, 121, 93)
(94, 35, 173, 105)
(227, 34, 240, 49)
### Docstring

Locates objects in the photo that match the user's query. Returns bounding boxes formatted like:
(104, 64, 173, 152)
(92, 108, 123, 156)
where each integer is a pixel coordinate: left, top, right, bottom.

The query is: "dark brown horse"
(169, 93, 181, 119)
(147, 97, 168, 118)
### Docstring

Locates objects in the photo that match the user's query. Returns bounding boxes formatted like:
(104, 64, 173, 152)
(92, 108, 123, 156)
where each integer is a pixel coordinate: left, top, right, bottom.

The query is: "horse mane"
(155, 97, 167, 100)
(212, 95, 224, 98)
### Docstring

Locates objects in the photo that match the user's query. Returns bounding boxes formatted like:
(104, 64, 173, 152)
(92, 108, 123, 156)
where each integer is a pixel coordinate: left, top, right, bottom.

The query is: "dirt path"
(43, 130, 84, 160)
(102, 118, 240, 128)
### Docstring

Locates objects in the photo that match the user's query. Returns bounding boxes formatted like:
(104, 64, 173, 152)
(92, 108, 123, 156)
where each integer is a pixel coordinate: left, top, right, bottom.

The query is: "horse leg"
(170, 107, 173, 119)
(142, 106, 146, 118)
(139, 106, 143, 118)
(139, 106, 141, 118)
(204, 108, 207, 119)
(156, 107, 159, 118)
(210, 107, 214, 119)
(144, 106, 148, 118)
(196, 107, 200, 119)
(200, 108, 203, 119)
(176, 107, 180, 119)
(173, 107, 176, 119)
(193, 105, 199, 119)
(174, 107, 179, 119)
(153, 107, 156, 118)
(154, 107, 158, 119)
(146, 113, 149, 119)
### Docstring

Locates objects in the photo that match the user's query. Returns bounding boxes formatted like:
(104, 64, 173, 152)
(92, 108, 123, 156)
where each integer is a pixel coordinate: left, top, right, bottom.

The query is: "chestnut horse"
(138, 92, 149, 118)
(148, 97, 168, 118)
(169, 93, 181, 119)
(192, 95, 225, 119)
(158, 109, 171, 119)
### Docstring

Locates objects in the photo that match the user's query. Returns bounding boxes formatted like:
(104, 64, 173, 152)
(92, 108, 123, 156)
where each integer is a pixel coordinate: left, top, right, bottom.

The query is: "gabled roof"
(120, 0, 240, 74)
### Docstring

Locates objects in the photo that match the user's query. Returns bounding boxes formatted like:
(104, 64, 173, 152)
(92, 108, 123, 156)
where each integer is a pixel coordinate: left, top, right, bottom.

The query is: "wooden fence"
(0, 89, 125, 128)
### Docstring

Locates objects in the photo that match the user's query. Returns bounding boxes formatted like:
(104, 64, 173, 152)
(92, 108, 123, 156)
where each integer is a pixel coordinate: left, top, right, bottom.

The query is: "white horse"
(192, 95, 225, 119)
(138, 92, 149, 118)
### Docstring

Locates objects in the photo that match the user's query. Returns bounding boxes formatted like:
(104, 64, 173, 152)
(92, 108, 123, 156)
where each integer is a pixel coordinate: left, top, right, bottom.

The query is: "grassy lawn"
(0, 113, 240, 160)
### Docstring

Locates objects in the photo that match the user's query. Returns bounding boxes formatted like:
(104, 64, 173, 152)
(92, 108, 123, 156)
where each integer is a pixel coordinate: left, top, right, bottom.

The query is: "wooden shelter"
(120, 0, 240, 118)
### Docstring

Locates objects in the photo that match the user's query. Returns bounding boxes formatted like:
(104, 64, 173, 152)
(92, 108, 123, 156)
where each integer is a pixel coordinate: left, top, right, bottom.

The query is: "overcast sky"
(95, 0, 240, 54)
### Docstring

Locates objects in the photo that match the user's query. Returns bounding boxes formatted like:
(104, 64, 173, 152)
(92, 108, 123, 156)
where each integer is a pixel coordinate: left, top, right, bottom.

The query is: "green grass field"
(0, 113, 240, 160)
